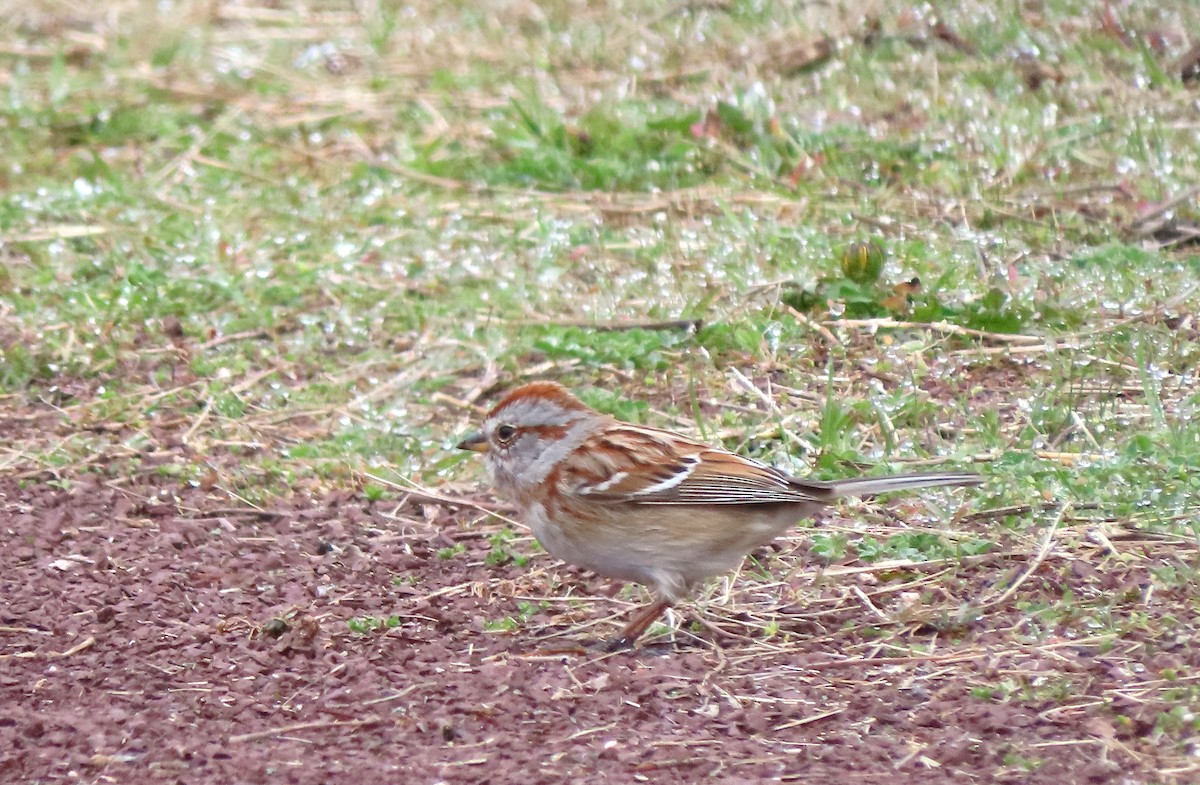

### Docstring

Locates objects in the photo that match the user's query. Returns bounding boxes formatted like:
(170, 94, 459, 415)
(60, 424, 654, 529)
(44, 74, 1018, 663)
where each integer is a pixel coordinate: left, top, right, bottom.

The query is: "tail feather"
(822, 471, 982, 499)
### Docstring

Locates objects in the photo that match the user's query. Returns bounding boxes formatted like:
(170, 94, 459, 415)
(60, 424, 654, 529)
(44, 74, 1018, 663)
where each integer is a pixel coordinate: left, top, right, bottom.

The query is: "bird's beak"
(457, 432, 489, 453)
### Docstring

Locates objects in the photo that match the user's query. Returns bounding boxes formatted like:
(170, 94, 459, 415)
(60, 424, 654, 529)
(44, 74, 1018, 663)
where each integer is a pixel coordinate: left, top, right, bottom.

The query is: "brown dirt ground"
(3, 461, 1196, 785)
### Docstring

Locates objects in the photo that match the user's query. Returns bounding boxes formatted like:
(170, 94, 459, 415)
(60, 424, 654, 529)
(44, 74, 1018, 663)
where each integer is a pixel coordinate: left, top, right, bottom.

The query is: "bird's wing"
(562, 424, 831, 506)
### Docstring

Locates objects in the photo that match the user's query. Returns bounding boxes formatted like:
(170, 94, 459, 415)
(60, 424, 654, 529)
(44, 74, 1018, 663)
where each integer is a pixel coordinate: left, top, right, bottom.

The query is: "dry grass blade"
(973, 502, 1067, 611)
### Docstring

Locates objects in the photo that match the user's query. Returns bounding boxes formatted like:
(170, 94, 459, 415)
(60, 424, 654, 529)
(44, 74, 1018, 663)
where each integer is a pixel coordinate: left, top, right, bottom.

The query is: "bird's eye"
(495, 424, 517, 444)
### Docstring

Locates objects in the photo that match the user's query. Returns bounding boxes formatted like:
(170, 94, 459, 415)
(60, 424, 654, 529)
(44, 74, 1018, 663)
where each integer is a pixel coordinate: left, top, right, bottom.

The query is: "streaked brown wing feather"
(564, 425, 829, 506)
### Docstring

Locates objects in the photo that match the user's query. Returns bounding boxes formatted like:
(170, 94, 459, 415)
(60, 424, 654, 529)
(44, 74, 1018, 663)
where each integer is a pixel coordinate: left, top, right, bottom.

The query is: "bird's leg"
(604, 597, 672, 652)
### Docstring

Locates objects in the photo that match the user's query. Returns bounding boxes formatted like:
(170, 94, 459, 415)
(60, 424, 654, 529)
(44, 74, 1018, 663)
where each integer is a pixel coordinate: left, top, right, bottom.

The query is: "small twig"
(819, 551, 1017, 578)
(961, 502, 1058, 522)
(394, 488, 513, 513)
(187, 508, 288, 520)
(181, 398, 213, 445)
(770, 707, 845, 732)
(375, 162, 476, 191)
(801, 650, 983, 669)
(951, 341, 1083, 359)
(727, 367, 780, 415)
(229, 718, 384, 744)
(784, 305, 842, 346)
(974, 502, 1068, 610)
(0, 636, 96, 660)
(1068, 411, 1104, 452)
(510, 317, 703, 333)
(1085, 527, 1120, 556)
(850, 585, 890, 622)
(217, 486, 270, 513)
(152, 108, 241, 187)
(1014, 181, 1129, 201)
(1, 225, 109, 243)
(356, 683, 436, 707)
(560, 721, 621, 742)
(1129, 183, 1200, 232)
(198, 330, 272, 351)
(362, 471, 522, 526)
(229, 367, 282, 395)
(188, 153, 283, 185)
(822, 317, 1043, 344)
(596, 318, 702, 333)
(56, 636, 96, 657)
(0, 626, 53, 636)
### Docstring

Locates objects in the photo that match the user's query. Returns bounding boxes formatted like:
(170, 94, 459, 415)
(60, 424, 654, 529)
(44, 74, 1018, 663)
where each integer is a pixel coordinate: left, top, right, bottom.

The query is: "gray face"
(479, 398, 599, 500)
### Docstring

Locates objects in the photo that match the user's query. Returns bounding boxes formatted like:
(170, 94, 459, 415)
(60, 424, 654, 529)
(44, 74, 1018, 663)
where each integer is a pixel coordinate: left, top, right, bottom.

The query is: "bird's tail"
(825, 471, 982, 498)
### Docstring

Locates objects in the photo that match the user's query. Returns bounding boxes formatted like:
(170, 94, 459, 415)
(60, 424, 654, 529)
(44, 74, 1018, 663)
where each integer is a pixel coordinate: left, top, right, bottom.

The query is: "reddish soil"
(1, 470, 1192, 784)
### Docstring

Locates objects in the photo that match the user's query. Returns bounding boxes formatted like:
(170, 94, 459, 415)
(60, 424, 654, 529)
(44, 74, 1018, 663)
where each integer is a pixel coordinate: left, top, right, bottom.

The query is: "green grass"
(347, 615, 402, 634)
(3, 0, 1197, 519)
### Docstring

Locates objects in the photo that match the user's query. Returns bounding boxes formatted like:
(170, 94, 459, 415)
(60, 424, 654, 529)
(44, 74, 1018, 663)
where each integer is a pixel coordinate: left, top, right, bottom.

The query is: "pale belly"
(522, 501, 815, 601)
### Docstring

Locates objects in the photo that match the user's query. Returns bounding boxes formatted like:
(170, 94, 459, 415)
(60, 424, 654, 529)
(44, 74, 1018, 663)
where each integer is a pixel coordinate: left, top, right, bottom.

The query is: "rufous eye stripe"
(520, 424, 567, 440)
